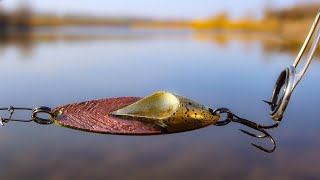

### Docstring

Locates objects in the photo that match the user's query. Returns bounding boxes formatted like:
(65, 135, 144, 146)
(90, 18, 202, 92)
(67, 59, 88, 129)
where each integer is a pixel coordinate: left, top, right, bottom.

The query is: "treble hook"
(212, 108, 276, 153)
(231, 114, 276, 153)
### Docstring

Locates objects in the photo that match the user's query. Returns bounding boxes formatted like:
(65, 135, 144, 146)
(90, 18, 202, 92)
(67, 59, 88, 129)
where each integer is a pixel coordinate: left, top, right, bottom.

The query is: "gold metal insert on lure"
(110, 91, 220, 133)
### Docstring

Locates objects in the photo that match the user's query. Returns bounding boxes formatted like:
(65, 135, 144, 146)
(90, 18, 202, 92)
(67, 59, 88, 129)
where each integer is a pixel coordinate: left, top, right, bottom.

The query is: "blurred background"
(0, 0, 319, 54)
(1, 0, 320, 179)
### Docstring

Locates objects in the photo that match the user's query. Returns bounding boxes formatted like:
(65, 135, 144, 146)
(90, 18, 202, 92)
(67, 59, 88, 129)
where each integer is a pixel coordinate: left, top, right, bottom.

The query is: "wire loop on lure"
(211, 108, 276, 153)
(0, 106, 54, 126)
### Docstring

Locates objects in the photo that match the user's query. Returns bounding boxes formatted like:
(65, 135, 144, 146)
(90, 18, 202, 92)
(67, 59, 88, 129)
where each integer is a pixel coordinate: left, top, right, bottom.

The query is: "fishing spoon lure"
(0, 91, 276, 153)
(1, 10, 320, 153)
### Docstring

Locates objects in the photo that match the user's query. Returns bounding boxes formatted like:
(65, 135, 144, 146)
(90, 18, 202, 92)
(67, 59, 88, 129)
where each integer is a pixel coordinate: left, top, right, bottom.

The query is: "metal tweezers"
(268, 9, 320, 121)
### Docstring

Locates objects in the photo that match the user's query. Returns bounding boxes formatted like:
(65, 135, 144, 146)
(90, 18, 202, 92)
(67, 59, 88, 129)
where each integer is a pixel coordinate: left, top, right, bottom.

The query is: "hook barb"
(233, 117, 276, 153)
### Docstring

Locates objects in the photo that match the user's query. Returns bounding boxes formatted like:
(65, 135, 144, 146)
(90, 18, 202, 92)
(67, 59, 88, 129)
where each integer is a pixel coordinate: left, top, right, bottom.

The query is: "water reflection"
(0, 27, 191, 59)
(1, 27, 319, 60)
(193, 31, 320, 58)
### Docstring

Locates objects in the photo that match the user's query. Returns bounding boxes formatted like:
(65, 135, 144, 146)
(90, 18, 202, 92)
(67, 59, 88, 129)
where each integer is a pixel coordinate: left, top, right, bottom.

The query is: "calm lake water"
(0, 27, 320, 179)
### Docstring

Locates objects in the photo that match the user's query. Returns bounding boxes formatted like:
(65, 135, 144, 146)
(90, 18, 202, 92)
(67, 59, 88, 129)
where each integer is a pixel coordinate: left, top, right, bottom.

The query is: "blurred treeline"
(0, 4, 188, 31)
(264, 3, 318, 21)
(1, 3, 318, 31)
(263, 3, 319, 51)
(0, 2, 319, 53)
(0, 5, 32, 34)
(0, 4, 33, 52)
(192, 3, 319, 52)
(192, 3, 318, 31)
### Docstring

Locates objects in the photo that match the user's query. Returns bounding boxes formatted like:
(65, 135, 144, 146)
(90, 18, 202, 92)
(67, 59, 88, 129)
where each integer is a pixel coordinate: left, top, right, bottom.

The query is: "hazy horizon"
(1, 0, 318, 20)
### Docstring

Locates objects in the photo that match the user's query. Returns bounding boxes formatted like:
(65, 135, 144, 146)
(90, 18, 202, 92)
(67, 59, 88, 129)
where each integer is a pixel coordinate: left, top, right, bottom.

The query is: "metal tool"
(267, 9, 320, 122)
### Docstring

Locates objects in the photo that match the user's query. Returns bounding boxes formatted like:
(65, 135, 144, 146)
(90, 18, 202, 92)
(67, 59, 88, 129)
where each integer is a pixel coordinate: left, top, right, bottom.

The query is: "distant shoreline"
(1, 3, 319, 54)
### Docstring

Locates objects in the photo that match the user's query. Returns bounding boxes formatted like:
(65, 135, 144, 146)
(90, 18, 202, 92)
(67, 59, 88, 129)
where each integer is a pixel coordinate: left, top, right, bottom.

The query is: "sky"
(0, 0, 318, 19)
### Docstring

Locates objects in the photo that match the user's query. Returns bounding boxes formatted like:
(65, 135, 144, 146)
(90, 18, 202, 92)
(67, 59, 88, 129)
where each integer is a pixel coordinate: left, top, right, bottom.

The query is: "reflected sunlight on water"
(0, 28, 320, 179)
